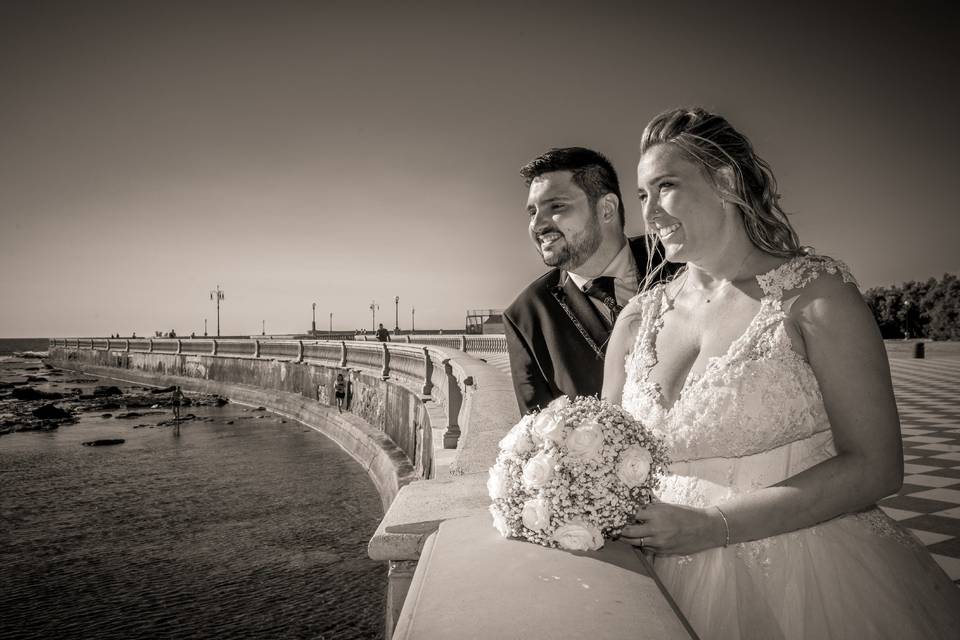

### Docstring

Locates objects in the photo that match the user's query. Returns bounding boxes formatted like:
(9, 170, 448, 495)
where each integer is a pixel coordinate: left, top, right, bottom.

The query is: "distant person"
(503, 146, 673, 414)
(172, 386, 185, 421)
(375, 323, 391, 342)
(334, 373, 346, 412)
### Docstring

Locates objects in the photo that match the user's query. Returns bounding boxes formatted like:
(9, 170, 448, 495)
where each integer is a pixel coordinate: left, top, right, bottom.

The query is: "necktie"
(583, 276, 622, 325)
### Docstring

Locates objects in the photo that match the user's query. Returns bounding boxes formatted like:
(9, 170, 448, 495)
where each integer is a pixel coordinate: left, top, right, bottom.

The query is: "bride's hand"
(620, 502, 726, 555)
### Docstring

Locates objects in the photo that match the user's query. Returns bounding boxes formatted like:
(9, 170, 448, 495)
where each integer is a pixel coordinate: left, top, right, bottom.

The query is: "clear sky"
(1, 1, 957, 338)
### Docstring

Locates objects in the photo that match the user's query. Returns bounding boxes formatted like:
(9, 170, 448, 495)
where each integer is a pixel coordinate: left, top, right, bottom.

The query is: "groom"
(504, 147, 670, 414)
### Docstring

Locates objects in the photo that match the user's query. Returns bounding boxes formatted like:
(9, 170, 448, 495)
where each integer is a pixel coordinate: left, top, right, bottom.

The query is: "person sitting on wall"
(334, 373, 347, 413)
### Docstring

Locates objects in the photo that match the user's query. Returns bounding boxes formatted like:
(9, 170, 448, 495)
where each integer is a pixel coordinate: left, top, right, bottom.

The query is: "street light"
(395, 296, 400, 333)
(329, 312, 333, 334)
(411, 306, 415, 333)
(204, 318, 208, 337)
(262, 320, 266, 336)
(369, 301, 379, 331)
(312, 302, 317, 336)
(209, 285, 225, 337)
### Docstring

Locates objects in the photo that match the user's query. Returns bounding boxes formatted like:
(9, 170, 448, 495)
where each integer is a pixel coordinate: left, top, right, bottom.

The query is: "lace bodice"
(621, 254, 858, 463)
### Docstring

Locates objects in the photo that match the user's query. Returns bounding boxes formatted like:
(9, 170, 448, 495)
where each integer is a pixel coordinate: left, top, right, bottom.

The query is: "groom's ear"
(597, 193, 619, 225)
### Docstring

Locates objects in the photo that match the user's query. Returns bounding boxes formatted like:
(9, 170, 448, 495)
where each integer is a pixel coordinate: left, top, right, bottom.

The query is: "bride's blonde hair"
(639, 107, 804, 289)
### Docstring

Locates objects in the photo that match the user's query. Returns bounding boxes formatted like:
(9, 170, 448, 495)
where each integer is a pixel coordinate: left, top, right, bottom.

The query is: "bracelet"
(715, 506, 731, 547)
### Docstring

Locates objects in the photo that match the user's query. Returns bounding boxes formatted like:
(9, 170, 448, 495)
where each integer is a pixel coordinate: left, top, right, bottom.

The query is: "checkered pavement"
(474, 351, 960, 581)
(881, 357, 960, 581)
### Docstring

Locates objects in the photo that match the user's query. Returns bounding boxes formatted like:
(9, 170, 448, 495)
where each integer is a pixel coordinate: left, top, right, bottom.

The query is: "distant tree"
(865, 273, 959, 340)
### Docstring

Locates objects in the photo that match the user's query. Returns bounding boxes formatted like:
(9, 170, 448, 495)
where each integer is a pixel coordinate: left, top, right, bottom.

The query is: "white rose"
(487, 463, 510, 500)
(498, 416, 536, 454)
(617, 445, 653, 488)
(566, 421, 605, 460)
(521, 497, 551, 531)
(552, 520, 604, 551)
(546, 395, 571, 412)
(531, 411, 566, 445)
(522, 451, 555, 489)
(490, 505, 510, 538)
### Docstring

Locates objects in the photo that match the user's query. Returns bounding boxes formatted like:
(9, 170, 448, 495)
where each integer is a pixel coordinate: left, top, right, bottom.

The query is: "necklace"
(675, 249, 756, 304)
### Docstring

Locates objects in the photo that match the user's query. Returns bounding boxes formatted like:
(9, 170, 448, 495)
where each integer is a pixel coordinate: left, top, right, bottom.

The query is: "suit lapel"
(555, 273, 611, 351)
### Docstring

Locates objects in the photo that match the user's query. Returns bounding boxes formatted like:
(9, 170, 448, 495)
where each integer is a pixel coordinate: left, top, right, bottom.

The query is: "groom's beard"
(538, 214, 603, 272)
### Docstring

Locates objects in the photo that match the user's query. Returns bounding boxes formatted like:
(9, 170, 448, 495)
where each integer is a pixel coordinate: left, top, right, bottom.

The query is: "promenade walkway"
(475, 351, 960, 582)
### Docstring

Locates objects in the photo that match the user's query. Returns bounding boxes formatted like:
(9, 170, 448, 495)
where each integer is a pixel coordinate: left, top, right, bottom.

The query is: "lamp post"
(394, 296, 400, 333)
(329, 312, 333, 334)
(411, 306, 415, 333)
(369, 301, 379, 331)
(312, 302, 317, 336)
(204, 318, 208, 337)
(209, 285, 225, 337)
(262, 320, 265, 336)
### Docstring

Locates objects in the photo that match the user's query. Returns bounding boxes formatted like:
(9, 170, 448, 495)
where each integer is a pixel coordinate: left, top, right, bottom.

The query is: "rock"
(25, 376, 48, 383)
(31, 404, 72, 420)
(151, 386, 177, 394)
(226, 420, 234, 425)
(82, 438, 125, 447)
(214, 397, 228, 407)
(101, 413, 113, 419)
(93, 386, 123, 397)
(13, 387, 62, 401)
(254, 406, 266, 412)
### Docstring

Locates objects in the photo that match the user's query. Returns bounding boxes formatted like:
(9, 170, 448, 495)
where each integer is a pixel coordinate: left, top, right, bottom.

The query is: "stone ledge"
(393, 513, 695, 640)
(368, 473, 490, 562)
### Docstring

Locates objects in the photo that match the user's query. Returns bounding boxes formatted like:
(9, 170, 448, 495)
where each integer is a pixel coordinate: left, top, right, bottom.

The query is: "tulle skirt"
(654, 508, 960, 640)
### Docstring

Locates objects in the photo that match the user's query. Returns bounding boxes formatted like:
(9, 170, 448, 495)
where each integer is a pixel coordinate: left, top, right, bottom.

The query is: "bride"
(603, 107, 960, 639)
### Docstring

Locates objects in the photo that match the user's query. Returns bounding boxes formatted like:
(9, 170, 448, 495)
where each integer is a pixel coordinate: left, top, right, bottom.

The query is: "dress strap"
(756, 254, 859, 300)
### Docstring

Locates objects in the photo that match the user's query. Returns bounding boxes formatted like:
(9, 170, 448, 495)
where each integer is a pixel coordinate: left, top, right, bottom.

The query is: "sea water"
(0, 346, 385, 639)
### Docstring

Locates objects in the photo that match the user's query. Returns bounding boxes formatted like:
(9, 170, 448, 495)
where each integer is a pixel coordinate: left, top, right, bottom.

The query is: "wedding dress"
(621, 254, 960, 639)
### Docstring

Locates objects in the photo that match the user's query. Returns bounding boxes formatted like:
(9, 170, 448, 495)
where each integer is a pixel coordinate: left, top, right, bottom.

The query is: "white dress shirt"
(568, 241, 638, 322)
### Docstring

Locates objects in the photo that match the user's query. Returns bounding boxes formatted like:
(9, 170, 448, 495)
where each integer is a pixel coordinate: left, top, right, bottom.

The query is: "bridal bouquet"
(488, 395, 669, 551)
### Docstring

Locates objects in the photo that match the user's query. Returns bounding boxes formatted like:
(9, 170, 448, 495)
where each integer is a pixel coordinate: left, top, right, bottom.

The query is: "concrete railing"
(50, 337, 471, 472)
(356, 333, 509, 354)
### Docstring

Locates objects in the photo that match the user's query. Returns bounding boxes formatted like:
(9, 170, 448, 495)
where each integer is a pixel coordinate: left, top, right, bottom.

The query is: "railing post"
(340, 341, 348, 367)
(254, 339, 260, 358)
(176, 339, 182, 354)
(297, 340, 304, 363)
(148, 339, 154, 353)
(443, 359, 462, 449)
(405, 335, 411, 343)
(381, 343, 390, 379)
(421, 346, 433, 396)
(211, 339, 218, 355)
(125, 339, 130, 353)
(459, 335, 467, 352)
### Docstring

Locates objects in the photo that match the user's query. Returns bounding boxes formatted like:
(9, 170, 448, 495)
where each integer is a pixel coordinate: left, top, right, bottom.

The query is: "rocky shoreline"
(0, 355, 231, 436)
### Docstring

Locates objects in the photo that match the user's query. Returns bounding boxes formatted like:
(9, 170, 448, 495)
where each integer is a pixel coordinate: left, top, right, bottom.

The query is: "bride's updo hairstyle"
(640, 107, 803, 260)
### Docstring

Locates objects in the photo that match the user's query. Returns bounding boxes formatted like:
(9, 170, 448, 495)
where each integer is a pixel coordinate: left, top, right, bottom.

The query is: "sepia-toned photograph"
(2, 1, 958, 638)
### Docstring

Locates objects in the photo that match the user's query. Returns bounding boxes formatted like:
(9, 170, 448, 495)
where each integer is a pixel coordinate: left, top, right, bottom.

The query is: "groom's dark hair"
(520, 147, 625, 227)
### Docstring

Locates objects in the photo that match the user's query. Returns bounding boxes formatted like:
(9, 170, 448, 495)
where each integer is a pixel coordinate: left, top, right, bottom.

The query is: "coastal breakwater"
(48, 338, 693, 639)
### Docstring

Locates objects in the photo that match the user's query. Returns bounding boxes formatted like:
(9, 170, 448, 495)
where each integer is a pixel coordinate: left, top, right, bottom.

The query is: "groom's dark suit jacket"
(504, 236, 673, 415)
